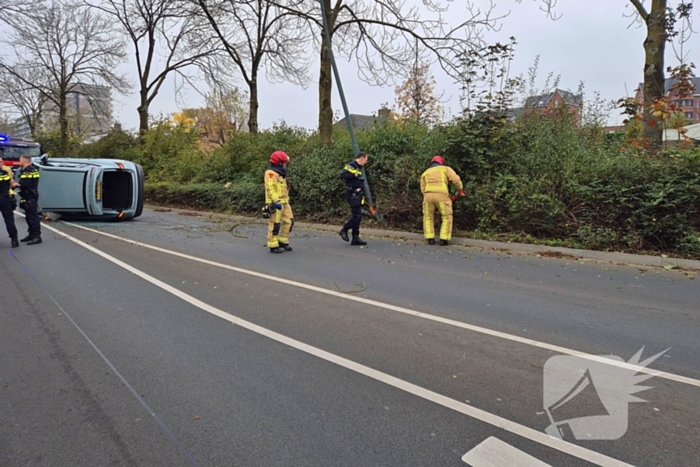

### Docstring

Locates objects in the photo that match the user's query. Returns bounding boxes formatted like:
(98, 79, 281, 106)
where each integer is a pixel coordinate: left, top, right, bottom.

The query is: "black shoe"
(279, 243, 293, 252)
(439, 240, 449, 246)
(20, 235, 32, 242)
(11, 238, 19, 248)
(27, 237, 42, 245)
(339, 229, 349, 242)
(270, 247, 285, 253)
(427, 239, 435, 245)
(351, 236, 367, 246)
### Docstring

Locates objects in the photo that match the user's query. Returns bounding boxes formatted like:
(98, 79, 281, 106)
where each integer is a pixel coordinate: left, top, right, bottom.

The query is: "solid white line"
(42, 221, 632, 467)
(57, 220, 700, 389)
(462, 437, 551, 466)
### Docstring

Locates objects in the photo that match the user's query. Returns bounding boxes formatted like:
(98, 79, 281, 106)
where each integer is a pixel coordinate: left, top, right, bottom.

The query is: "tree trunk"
(642, 0, 667, 150)
(318, 0, 334, 147)
(138, 88, 149, 136)
(248, 79, 259, 134)
(59, 91, 69, 157)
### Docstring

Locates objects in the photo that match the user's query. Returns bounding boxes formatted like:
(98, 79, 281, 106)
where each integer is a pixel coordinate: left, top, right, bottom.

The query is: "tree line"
(0, 0, 694, 156)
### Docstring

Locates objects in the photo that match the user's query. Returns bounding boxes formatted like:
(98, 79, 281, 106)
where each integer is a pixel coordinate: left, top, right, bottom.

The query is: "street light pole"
(318, 0, 382, 222)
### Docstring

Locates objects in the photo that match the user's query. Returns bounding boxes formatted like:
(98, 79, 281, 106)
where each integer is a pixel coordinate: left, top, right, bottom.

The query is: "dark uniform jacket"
(19, 164, 40, 200)
(340, 160, 365, 191)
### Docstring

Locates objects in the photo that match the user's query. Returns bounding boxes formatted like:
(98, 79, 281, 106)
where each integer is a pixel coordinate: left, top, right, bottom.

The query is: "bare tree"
(88, 0, 220, 135)
(0, 66, 46, 138)
(536, 0, 694, 149)
(0, 0, 44, 15)
(192, 0, 313, 134)
(268, 0, 502, 146)
(0, 1, 129, 156)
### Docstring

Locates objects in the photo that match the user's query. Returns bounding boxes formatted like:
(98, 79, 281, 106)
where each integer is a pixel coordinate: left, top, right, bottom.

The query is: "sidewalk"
(147, 205, 700, 271)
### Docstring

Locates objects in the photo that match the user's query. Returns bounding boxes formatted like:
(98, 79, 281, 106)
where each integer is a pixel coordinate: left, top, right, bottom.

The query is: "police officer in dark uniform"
(338, 152, 368, 246)
(18, 154, 42, 245)
(0, 158, 19, 248)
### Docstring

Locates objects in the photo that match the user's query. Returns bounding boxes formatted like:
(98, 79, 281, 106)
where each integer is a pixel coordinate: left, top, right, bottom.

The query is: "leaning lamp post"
(318, 0, 382, 223)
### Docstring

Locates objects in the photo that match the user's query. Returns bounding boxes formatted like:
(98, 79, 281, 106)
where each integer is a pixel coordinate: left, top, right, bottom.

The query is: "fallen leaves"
(539, 250, 579, 261)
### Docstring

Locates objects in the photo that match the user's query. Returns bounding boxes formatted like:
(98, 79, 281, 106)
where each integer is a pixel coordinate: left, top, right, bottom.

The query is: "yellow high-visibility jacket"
(420, 165, 463, 195)
(1, 166, 14, 196)
(265, 169, 289, 204)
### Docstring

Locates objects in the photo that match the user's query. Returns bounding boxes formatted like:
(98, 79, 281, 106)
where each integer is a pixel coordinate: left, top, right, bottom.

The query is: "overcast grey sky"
(112, 1, 700, 131)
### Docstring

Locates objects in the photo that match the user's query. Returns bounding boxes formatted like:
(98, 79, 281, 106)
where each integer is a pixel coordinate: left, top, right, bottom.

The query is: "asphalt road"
(1, 209, 698, 467)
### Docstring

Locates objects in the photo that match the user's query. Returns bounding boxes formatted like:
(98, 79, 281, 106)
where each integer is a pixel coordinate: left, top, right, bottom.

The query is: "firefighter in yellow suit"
(265, 150, 294, 253)
(421, 155, 463, 246)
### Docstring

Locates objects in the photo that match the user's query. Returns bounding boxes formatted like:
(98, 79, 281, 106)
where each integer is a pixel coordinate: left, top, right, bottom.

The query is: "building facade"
(634, 77, 700, 123)
(507, 89, 583, 124)
(42, 83, 112, 139)
(335, 107, 393, 130)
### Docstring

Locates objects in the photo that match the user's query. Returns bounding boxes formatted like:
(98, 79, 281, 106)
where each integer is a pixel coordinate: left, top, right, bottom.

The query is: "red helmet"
(431, 155, 445, 165)
(270, 150, 290, 166)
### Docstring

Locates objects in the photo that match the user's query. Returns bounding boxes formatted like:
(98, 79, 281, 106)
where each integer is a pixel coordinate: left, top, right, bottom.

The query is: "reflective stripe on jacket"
(420, 165, 462, 195)
(1, 166, 14, 196)
(265, 169, 289, 204)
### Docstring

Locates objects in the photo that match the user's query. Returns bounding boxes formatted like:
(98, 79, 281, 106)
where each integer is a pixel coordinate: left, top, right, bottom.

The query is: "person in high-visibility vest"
(421, 155, 463, 246)
(265, 151, 294, 253)
(0, 157, 19, 248)
(0, 158, 16, 197)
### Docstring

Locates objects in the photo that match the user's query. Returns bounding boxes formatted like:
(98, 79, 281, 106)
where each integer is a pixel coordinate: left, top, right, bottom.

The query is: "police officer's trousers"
(21, 198, 41, 238)
(342, 189, 364, 236)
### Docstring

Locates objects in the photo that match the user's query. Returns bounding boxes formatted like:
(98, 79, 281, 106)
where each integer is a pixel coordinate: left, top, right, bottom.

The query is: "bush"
(75, 130, 140, 161)
(86, 112, 700, 259)
(145, 180, 262, 214)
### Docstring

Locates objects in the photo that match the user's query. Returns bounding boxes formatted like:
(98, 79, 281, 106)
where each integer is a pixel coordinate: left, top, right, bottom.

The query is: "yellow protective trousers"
(267, 203, 294, 248)
(423, 193, 453, 241)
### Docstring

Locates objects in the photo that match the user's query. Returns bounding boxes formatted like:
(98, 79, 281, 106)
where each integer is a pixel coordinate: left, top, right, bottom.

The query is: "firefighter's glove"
(268, 202, 282, 214)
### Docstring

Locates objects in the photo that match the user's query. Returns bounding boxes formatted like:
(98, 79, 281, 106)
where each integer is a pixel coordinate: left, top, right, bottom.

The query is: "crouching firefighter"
(339, 152, 368, 246)
(265, 151, 294, 253)
(0, 158, 19, 248)
(421, 155, 463, 246)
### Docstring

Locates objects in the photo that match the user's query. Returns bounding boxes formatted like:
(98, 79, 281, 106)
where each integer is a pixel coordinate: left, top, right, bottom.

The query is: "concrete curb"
(146, 205, 700, 271)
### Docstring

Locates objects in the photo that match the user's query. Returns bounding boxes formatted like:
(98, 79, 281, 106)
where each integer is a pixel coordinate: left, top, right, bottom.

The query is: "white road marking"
(462, 437, 551, 466)
(43, 222, 632, 467)
(57, 220, 700, 390)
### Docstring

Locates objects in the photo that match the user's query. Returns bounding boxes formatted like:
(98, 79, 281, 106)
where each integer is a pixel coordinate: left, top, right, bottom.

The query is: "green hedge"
(89, 114, 700, 259)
